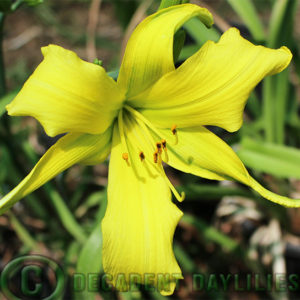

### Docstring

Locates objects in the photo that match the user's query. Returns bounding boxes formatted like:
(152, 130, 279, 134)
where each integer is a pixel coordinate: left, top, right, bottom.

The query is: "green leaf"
(111, 0, 138, 29)
(237, 137, 300, 179)
(178, 184, 254, 201)
(227, 0, 265, 41)
(184, 17, 220, 45)
(21, 141, 87, 244)
(274, 68, 290, 144)
(174, 243, 197, 273)
(44, 185, 87, 244)
(24, 0, 44, 7)
(267, 0, 297, 48)
(265, 0, 298, 144)
(178, 44, 199, 61)
(181, 214, 240, 253)
(263, 76, 275, 143)
(74, 195, 107, 300)
(7, 211, 37, 250)
(75, 225, 103, 300)
(173, 28, 186, 63)
(75, 190, 106, 218)
(158, 0, 189, 10)
(11, 0, 44, 12)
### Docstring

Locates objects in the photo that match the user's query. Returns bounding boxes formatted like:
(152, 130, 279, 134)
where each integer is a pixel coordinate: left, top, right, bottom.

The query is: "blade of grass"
(174, 243, 197, 273)
(44, 185, 87, 244)
(273, 0, 298, 144)
(22, 141, 87, 244)
(184, 17, 220, 45)
(158, 0, 188, 10)
(178, 184, 255, 201)
(263, 76, 275, 143)
(267, 0, 290, 48)
(74, 195, 107, 300)
(245, 90, 261, 119)
(275, 68, 290, 144)
(263, 0, 298, 143)
(181, 214, 240, 253)
(237, 137, 300, 179)
(7, 211, 37, 250)
(1, 144, 48, 219)
(227, 0, 265, 41)
(178, 44, 199, 61)
(75, 190, 106, 218)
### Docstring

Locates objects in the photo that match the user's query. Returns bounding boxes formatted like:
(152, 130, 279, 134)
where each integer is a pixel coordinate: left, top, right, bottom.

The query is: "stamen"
(155, 164, 185, 202)
(171, 124, 178, 145)
(139, 151, 145, 161)
(153, 148, 162, 164)
(166, 179, 185, 202)
(118, 110, 130, 164)
(153, 151, 158, 163)
(124, 105, 174, 153)
(122, 106, 183, 201)
(171, 124, 177, 135)
(160, 139, 168, 162)
(156, 142, 162, 154)
(122, 153, 129, 161)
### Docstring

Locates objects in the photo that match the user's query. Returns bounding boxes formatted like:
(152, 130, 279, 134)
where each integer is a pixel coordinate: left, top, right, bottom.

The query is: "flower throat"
(117, 105, 185, 202)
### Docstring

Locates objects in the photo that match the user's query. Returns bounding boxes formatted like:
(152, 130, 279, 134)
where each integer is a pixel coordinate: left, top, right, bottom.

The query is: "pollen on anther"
(156, 142, 162, 153)
(139, 151, 145, 161)
(171, 124, 177, 135)
(153, 151, 158, 163)
(122, 153, 129, 161)
(161, 139, 167, 149)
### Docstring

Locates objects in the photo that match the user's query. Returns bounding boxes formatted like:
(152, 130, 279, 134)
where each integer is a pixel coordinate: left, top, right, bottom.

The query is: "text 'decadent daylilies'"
(0, 3, 299, 295)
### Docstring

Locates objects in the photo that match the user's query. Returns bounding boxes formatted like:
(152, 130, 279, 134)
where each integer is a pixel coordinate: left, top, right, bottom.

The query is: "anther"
(153, 151, 158, 163)
(139, 151, 145, 161)
(161, 139, 167, 150)
(122, 153, 129, 161)
(156, 142, 162, 154)
(171, 124, 177, 135)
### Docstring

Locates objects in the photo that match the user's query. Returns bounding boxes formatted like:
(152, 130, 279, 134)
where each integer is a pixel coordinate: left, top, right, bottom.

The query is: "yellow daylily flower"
(0, 3, 298, 295)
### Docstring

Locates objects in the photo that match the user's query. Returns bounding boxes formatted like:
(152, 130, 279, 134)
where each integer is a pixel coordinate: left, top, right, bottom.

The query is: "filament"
(118, 109, 130, 163)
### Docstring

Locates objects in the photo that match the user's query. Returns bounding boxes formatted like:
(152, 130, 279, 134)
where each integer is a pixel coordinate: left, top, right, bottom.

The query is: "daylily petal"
(155, 126, 300, 207)
(118, 3, 213, 98)
(6, 45, 123, 137)
(102, 123, 182, 295)
(131, 28, 292, 132)
(0, 128, 112, 214)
